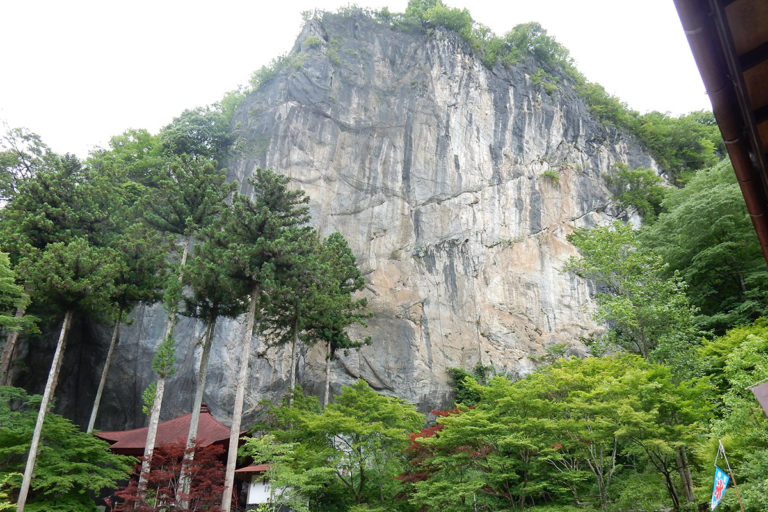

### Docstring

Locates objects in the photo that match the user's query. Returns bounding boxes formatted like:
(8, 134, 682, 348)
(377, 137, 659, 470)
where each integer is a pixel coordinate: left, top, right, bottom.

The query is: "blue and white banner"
(711, 466, 730, 510)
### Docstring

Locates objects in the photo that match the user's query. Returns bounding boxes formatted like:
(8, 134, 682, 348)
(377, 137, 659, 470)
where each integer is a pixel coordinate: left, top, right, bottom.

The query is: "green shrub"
(540, 169, 560, 184)
(605, 163, 667, 221)
(303, 35, 323, 48)
(531, 68, 558, 94)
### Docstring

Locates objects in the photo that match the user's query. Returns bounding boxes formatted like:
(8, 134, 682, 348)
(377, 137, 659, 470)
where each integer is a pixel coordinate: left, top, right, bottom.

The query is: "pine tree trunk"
(138, 235, 190, 501)
(87, 314, 121, 433)
(0, 306, 26, 386)
(324, 341, 332, 408)
(136, 310, 176, 501)
(221, 287, 259, 512)
(136, 376, 166, 500)
(177, 318, 216, 506)
(16, 310, 73, 512)
(289, 313, 299, 407)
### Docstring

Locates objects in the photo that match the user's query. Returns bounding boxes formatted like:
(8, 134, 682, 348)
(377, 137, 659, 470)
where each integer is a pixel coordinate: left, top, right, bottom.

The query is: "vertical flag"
(710, 466, 730, 510)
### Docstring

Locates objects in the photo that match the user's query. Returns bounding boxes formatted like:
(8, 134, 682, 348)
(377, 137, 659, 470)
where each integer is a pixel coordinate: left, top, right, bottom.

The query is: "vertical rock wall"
(56, 11, 654, 429)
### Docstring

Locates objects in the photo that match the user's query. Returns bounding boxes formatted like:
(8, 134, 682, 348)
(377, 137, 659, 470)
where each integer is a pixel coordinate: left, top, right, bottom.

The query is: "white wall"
(247, 477, 271, 505)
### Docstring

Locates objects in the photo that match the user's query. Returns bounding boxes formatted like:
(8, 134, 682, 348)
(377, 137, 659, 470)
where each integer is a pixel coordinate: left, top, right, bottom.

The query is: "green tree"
(305, 232, 370, 407)
(0, 153, 117, 383)
(0, 127, 52, 201)
(634, 110, 722, 185)
(404, 0, 440, 20)
(566, 222, 698, 370)
(15, 238, 121, 511)
(159, 105, 232, 163)
(87, 129, 164, 194)
(141, 155, 232, 240)
(0, 147, 127, 511)
(642, 159, 768, 334)
(503, 22, 573, 71)
(259, 228, 323, 406)
(175, 217, 249, 505)
(86, 224, 168, 433)
(421, 3, 472, 34)
(0, 253, 32, 352)
(136, 154, 233, 498)
(216, 168, 311, 512)
(408, 356, 710, 511)
(605, 164, 667, 222)
(243, 381, 422, 511)
(575, 82, 638, 131)
(446, 363, 492, 406)
(0, 386, 134, 511)
(0, 473, 18, 511)
(697, 319, 768, 511)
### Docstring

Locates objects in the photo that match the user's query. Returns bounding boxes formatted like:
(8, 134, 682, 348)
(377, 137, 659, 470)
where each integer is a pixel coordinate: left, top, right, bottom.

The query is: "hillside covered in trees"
(1, 1, 767, 511)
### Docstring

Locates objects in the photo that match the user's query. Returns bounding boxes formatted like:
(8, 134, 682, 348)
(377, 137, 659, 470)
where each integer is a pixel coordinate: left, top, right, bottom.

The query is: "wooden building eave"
(675, 0, 768, 263)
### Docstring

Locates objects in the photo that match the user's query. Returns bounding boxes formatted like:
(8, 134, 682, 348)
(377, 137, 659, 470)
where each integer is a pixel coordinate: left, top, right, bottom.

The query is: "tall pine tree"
(260, 228, 324, 407)
(215, 169, 311, 512)
(16, 239, 120, 511)
(175, 217, 249, 505)
(86, 224, 168, 433)
(135, 154, 233, 498)
(307, 232, 370, 407)
(0, 153, 114, 384)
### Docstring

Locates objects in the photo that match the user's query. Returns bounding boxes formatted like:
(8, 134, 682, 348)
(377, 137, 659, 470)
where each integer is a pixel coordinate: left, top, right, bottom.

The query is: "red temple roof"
(94, 403, 231, 456)
(235, 464, 270, 473)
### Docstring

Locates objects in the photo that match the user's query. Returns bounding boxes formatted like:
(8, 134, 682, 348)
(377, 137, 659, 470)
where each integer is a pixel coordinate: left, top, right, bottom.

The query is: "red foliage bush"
(398, 408, 463, 483)
(113, 441, 228, 512)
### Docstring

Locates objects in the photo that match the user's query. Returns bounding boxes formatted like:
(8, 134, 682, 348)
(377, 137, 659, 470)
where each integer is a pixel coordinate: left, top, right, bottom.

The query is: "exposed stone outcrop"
(43, 11, 654, 430)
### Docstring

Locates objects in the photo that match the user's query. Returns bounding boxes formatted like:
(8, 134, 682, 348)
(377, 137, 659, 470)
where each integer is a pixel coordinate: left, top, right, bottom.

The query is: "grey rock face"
(59, 12, 654, 430)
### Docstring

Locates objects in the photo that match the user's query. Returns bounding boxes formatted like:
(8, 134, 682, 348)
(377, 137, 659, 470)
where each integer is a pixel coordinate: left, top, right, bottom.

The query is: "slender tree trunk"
(221, 288, 259, 512)
(736, 270, 747, 295)
(357, 446, 366, 503)
(87, 314, 121, 433)
(16, 310, 73, 512)
(136, 376, 166, 500)
(0, 306, 26, 385)
(661, 468, 680, 510)
(676, 446, 695, 503)
(177, 318, 217, 506)
(137, 235, 191, 501)
(324, 341, 332, 408)
(289, 312, 299, 407)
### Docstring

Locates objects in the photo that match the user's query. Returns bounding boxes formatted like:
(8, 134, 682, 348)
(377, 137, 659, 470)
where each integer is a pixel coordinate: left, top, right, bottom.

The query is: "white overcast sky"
(0, 0, 709, 158)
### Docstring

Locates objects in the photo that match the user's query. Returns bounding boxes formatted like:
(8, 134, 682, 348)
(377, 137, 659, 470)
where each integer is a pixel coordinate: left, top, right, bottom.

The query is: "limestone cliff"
(57, 11, 654, 429)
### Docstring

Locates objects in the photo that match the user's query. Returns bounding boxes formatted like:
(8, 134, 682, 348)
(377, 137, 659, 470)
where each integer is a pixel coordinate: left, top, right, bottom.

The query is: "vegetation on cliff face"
(242, 1, 720, 186)
(284, 0, 723, 186)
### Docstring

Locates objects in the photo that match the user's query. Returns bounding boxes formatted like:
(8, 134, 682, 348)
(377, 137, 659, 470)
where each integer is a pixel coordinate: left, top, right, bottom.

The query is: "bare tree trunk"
(137, 235, 190, 501)
(16, 310, 73, 512)
(177, 318, 216, 506)
(136, 376, 166, 500)
(324, 341, 332, 408)
(221, 288, 258, 512)
(0, 306, 26, 385)
(87, 314, 121, 433)
(289, 313, 299, 407)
